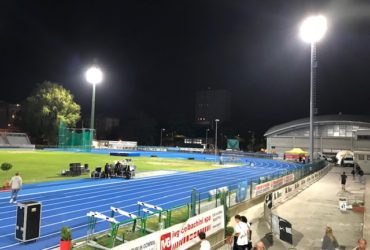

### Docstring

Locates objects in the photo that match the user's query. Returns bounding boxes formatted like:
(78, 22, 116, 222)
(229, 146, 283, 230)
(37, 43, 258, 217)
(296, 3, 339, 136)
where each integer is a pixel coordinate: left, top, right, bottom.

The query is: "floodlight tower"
(86, 66, 103, 130)
(215, 119, 220, 160)
(205, 128, 210, 148)
(300, 15, 327, 161)
(160, 128, 166, 147)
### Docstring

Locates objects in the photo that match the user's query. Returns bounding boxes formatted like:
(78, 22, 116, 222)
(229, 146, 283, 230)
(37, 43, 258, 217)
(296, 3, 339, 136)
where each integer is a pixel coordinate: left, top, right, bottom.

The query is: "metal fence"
(191, 160, 328, 216)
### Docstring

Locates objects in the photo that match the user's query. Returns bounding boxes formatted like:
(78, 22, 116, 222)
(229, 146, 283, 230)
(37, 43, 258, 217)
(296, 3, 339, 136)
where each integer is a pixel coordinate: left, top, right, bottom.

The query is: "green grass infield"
(0, 150, 218, 185)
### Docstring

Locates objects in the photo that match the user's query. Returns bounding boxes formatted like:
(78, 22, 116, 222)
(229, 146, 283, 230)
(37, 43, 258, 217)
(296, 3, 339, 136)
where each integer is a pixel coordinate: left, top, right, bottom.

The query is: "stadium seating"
(0, 135, 8, 145)
(0, 132, 34, 148)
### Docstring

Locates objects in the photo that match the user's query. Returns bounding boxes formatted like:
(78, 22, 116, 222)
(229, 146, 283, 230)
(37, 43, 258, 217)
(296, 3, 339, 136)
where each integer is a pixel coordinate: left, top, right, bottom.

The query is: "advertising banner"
(253, 174, 294, 197)
(236, 181, 248, 203)
(114, 206, 224, 250)
(160, 206, 224, 250)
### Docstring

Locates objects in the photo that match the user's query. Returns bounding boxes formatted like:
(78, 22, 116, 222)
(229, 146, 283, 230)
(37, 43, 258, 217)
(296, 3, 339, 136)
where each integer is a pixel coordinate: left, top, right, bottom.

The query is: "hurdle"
(86, 207, 138, 249)
(137, 201, 166, 232)
(86, 212, 119, 250)
(110, 206, 138, 235)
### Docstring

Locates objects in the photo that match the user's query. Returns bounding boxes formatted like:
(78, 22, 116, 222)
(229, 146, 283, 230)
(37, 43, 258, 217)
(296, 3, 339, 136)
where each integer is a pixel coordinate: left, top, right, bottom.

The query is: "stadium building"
(264, 114, 370, 157)
(195, 89, 231, 126)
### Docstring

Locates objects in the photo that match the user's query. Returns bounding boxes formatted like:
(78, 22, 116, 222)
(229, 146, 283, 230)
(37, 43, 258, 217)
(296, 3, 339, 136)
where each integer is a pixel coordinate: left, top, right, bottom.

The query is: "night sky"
(1, 1, 370, 137)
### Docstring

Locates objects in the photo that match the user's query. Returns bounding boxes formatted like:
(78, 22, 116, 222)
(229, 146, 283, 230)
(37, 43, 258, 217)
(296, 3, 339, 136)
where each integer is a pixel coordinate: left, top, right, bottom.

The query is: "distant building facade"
(264, 115, 370, 157)
(195, 89, 231, 126)
(95, 117, 120, 139)
(0, 101, 20, 129)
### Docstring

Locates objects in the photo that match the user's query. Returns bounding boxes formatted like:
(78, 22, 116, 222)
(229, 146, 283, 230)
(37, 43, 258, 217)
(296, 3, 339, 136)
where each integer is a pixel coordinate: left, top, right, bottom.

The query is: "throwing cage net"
(58, 121, 94, 151)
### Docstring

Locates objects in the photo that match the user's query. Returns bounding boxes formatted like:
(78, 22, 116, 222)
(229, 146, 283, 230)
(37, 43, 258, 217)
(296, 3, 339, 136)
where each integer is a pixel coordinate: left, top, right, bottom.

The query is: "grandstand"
(0, 132, 34, 149)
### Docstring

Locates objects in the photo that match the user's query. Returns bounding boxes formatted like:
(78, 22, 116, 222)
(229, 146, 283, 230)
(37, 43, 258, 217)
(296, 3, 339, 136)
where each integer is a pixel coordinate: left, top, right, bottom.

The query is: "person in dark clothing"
(322, 226, 339, 250)
(358, 169, 364, 183)
(351, 168, 356, 180)
(104, 163, 111, 178)
(341, 172, 347, 191)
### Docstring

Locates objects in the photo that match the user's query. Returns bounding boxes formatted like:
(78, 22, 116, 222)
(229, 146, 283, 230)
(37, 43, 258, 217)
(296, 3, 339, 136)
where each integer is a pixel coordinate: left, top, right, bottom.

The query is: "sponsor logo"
(160, 233, 171, 250)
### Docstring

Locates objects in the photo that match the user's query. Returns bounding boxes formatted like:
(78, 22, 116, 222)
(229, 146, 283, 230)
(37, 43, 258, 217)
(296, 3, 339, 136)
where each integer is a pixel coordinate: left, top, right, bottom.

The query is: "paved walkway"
(221, 166, 367, 250)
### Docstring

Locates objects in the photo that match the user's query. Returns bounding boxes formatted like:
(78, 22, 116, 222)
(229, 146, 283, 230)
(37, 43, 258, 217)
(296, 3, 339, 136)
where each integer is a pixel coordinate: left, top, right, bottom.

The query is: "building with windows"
(95, 117, 120, 139)
(0, 101, 20, 129)
(195, 89, 231, 126)
(264, 115, 370, 157)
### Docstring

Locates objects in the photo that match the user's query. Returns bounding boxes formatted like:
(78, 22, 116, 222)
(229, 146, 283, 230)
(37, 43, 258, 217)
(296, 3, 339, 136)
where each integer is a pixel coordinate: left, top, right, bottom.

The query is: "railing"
(192, 161, 327, 216)
(82, 160, 328, 249)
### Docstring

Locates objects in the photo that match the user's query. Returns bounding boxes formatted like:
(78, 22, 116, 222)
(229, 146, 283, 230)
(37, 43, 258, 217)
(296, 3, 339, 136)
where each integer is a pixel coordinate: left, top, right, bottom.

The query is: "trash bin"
(339, 197, 347, 211)
(15, 201, 42, 242)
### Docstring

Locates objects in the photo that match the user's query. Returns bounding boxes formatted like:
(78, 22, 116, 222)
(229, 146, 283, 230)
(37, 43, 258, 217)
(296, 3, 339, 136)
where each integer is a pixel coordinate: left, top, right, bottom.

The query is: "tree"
(1, 162, 13, 179)
(18, 81, 80, 145)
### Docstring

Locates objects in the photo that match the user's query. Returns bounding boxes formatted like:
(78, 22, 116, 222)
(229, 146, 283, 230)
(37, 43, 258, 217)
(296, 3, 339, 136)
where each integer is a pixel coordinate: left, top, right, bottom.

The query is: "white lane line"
(0, 167, 266, 213)
(0, 169, 275, 225)
(0, 160, 294, 248)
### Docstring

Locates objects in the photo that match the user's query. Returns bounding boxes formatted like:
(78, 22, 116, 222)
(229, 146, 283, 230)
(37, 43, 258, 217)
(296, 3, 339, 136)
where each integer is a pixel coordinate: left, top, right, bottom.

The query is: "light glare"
(86, 66, 103, 85)
(300, 15, 327, 43)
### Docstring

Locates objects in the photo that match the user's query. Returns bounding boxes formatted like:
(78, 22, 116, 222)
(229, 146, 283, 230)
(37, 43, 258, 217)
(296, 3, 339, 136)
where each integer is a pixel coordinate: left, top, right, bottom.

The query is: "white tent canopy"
(336, 150, 354, 163)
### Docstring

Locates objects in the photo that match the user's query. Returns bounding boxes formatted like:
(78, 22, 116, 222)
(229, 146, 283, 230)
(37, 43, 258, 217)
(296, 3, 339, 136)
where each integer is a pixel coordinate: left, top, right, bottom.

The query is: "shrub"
(1, 162, 13, 172)
(225, 226, 234, 237)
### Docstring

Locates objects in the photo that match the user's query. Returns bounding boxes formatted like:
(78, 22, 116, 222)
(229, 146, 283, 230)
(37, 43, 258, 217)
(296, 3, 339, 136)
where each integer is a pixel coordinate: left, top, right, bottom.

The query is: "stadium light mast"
(86, 66, 103, 130)
(160, 128, 166, 147)
(215, 119, 220, 160)
(300, 15, 327, 161)
(205, 128, 210, 149)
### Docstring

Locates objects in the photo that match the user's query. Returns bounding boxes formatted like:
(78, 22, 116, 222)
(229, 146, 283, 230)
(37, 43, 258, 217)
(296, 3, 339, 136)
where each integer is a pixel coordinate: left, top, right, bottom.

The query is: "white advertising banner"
(114, 206, 225, 250)
(109, 141, 138, 149)
(253, 174, 294, 197)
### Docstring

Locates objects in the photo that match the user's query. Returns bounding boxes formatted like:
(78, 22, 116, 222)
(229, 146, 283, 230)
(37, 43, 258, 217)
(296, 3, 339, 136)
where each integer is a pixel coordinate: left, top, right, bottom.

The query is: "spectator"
(340, 172, 347, 191)
(198, 232, 211, 250)
(352, 238, 367, 250)
(253, 241, 265, 250)
(9, 172, 22, 204)
(234, 215, 249, 250)
(322, 226, 339, 250)
(241, 216, 252, 250)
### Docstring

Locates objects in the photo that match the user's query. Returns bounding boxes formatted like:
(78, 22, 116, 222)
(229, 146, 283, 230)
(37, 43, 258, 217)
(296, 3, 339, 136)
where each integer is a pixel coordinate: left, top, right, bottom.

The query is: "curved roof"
(264, 114, 370, 137)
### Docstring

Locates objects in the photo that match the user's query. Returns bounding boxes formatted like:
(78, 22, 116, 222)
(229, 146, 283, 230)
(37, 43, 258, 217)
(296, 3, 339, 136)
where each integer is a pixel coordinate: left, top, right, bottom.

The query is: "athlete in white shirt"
(9, 172, 22, 203)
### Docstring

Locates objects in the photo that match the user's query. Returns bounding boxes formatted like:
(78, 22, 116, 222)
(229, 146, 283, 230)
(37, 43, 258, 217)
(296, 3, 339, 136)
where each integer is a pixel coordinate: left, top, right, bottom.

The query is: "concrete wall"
(354, 151, 370, 174)
(267, 136, 356, 156)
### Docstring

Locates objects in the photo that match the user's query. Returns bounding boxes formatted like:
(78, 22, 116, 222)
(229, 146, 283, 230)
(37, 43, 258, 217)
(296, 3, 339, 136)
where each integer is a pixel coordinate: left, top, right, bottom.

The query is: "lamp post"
(300, 15, 327, 161)
(205, 128, 210, 148)
(160, 128, 165, 147)
(85, 66, 103, 130)
(215, 119, 220, 160)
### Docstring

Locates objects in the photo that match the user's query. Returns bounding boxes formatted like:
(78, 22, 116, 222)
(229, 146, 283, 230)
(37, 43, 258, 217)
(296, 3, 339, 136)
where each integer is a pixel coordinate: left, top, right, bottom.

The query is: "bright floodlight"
(300, 15, 327, 43)
(86, 66, 103, 85)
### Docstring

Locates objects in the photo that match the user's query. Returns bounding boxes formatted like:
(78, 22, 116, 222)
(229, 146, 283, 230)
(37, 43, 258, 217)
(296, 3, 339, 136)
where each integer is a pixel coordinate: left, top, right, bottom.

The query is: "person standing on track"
(9, 172, 22, 204)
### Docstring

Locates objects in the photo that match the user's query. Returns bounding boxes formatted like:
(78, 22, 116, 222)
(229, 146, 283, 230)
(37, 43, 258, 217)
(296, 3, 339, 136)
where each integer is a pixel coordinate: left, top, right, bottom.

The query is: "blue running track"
(0, 154, 300, 250)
